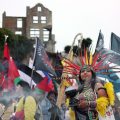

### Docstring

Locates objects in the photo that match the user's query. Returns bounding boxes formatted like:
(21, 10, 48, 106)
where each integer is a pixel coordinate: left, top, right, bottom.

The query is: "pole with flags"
(95, 30, 104, 53)
(30, 37, 55, 91)
(0, 35, 10, 90)
(30, 38, 37, 88)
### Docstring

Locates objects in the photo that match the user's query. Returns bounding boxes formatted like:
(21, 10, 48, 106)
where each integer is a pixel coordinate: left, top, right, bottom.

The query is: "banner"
(95, 30, 104, 52)
(111, 32, 120, 65)
(33, 38, 56, 76)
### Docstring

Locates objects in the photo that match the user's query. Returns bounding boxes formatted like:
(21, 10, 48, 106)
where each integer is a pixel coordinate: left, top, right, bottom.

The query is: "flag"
(17, 64, 44, 86)
(7, 57, 21, 90)
(111, 32, 120, 65)
(95, 30, 104, 52)
(37, 72, 54, 92)
(33, 38, 56, 76)
(94, 30, 120, 68)
(18, 64, 54, 92)
(3, 42, 10, 60)
(109, 33, 120, 96)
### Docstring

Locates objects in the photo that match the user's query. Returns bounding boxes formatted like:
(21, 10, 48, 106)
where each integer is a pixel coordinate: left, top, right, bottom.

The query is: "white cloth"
(98, 106, 115, 120)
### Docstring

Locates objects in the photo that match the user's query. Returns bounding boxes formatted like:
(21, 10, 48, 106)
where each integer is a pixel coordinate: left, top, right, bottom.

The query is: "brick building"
(2, 3, 56, 52)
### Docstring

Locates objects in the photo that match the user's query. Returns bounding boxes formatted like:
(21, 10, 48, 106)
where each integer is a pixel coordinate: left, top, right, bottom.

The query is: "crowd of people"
(0, 37, 120, 120)
(0, 80, 56, 120)
(0, 63, 118, 120)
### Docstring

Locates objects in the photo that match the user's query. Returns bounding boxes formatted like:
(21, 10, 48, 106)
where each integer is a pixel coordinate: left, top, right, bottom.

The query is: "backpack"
(10, 97, 26, 120)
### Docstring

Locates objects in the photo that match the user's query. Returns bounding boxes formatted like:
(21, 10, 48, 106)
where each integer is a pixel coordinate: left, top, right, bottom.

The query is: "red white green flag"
(7, 57, 21, 89)
(3, 42, 10, 60)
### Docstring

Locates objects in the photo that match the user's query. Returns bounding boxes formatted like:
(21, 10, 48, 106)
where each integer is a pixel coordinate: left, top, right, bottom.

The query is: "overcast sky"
(0, 0, 120, 52)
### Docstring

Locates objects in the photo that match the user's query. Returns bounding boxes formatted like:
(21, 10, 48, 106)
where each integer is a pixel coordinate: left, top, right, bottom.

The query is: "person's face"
(80, 68, 92, 81)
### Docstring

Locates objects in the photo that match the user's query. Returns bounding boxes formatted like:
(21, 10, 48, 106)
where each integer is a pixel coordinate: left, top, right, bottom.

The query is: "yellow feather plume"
(89, 52, 93, 65)
(85, 50, 88, 65)
(104, 82, 115, 106)
(65, 98, 75, 120)
(96, 97, 109, 116)
(66, 98, 70, 107)
(69, 108, 76, 120)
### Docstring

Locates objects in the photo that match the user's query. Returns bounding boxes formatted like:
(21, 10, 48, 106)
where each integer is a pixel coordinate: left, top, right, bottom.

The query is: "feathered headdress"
(61, 37, 120, 77)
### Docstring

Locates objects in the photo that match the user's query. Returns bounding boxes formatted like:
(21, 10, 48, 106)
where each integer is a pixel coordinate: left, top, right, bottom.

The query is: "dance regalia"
(62, 46, 118, 120)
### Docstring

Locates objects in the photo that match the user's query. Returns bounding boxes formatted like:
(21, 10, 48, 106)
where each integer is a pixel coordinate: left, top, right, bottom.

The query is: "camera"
(65, 87, 79, 107)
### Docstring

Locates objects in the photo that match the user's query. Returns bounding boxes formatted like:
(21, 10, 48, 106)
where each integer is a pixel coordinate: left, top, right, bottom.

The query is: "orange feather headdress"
(61, 40, 120, 77)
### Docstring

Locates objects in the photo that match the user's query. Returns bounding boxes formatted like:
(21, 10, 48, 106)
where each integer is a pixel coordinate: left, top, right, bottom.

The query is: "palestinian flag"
(7, 57, 21, 90)
(4, 42, 10, 60)
(18, 64, 44, 85)
(18, 64, 54, 92)
(37, 72, 54, 92)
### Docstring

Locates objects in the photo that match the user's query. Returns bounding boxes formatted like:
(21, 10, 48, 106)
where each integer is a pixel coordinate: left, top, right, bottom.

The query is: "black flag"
(33, 38, 56, 76)
(111, 32, 120, 54)
(95, 30, 104, 52)
(111, 32, 120, 65)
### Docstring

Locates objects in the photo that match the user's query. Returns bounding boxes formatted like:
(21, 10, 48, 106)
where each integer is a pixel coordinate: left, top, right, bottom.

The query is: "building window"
(43, 29, 49, 41)
(30, 28, 40, 38)
(15, 31, 22, 35)
(41, 16, 47, 23)
(17, 18, 22, 28)
(37, 6, 41, 11)
(33, 16, 38, 23)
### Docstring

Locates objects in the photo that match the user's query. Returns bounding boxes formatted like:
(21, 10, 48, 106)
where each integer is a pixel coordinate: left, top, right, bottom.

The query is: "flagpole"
(56, 33, 83, 108)
(3, 35, 9, 89)
(30, 37, 37, 88)
(4, 35, 8, 43)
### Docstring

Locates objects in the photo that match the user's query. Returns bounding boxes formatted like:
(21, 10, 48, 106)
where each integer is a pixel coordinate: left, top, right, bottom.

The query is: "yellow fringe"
(85, 50, 88, 65)
(96, 97, 109, 116)
(65, 98, 76, 120)
(66, 98, 70, 107)
(69, 108, 76, 120)
(89, 52, 93, 65)
(104, 82, 115, 106)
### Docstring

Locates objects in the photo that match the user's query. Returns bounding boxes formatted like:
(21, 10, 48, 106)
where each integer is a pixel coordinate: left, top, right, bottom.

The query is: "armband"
(97, 87, 106, 91)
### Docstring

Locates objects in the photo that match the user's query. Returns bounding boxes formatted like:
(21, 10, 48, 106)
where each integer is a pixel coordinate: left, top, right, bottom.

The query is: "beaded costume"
(61, 35, 120, 120)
